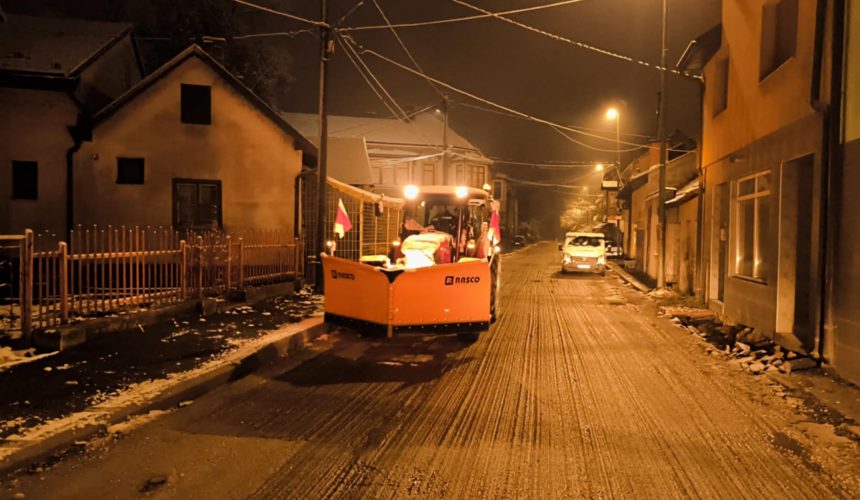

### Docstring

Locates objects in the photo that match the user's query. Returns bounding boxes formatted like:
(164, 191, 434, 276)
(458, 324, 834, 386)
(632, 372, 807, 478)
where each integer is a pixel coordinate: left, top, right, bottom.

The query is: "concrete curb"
(0, 317, 327, 476)
(607, 261, 652, 293)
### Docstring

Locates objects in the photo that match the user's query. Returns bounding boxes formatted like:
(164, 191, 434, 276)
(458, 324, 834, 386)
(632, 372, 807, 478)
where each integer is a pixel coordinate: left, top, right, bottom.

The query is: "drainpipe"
(65, 127, 84, 237)
(819, 0, 846, 360)
(694, 80, 706, 303)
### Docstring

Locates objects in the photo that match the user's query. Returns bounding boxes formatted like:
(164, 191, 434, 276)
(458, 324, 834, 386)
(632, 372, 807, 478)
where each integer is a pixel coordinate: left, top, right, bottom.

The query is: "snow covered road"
(4, 241, 858, 498)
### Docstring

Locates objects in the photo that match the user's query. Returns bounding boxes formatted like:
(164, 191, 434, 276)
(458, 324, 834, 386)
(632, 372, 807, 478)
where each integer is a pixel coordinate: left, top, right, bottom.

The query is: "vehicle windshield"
(402, 198, 489, 239)
(568, 236, 603, 247)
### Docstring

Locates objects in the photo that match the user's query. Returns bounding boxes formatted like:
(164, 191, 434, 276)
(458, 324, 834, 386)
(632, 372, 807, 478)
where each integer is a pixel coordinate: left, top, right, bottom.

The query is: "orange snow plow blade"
(322, 254, 491, 336)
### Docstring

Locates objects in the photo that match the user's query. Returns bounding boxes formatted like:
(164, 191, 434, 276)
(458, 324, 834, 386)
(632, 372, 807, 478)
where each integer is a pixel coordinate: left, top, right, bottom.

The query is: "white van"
(560, 232, 606, 275)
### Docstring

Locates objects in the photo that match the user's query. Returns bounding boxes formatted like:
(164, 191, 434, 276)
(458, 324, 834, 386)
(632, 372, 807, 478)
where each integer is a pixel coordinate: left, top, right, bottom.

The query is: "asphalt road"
(4, 242, 858, 499)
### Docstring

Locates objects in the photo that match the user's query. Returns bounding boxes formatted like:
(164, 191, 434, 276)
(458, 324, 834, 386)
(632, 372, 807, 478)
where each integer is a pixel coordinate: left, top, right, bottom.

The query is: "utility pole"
(315, 0, 332, 290)
(656, 0, 669, 289)
(442, 95, 449, 184)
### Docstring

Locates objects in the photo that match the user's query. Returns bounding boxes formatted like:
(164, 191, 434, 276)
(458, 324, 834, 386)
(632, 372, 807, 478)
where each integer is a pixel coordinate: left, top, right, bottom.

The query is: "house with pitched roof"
(74, 45, 316, 233)
(0, 14, 144, 235)
(282, 111, 493, 195)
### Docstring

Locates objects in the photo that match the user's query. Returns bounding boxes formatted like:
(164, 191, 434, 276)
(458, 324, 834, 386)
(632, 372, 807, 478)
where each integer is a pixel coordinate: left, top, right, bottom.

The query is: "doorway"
(776, 155, 815, 352)
(716, 182, 729, 301)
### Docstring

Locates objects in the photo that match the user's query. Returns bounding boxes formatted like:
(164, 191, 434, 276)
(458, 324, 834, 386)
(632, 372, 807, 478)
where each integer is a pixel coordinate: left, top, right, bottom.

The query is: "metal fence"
(2, 226, 303, 341)
(301, 174, 404, 267)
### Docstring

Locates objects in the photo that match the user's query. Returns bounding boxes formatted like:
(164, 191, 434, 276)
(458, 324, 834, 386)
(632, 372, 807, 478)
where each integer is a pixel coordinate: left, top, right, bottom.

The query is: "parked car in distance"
(513, 235, 526, 247)
(605, 239, 623, 259)
(560, 232, 606, 275)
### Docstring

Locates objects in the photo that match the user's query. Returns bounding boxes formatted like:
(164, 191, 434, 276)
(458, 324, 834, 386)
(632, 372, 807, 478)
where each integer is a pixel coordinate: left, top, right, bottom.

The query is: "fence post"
(225, 235, 232, 291)
(180, 240, 187, 299)
(58, 241, 69, 324)
(238, 237, 245, 290)
(197, 236, 204, 301)
(358, 201, 365, 259)
(20, 230, 34, 344)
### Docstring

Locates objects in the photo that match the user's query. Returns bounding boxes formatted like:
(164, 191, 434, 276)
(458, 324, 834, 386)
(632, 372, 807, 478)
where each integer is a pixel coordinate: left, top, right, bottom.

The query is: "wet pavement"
(0, 289, 321, 441)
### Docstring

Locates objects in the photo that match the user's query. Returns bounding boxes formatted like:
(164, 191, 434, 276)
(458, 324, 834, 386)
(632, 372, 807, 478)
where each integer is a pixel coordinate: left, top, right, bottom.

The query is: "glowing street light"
(595, 163, 604, 172)
(606, 107, 619, 120)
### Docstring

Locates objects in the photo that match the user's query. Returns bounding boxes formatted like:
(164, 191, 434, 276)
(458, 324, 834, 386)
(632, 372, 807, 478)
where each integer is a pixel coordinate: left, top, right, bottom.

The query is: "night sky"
(6, 0, 722, 234)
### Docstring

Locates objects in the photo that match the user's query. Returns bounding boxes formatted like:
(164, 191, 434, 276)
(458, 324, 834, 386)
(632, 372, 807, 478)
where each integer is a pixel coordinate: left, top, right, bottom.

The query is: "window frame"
(171, 178, 222, 229)
(116, 157, 145, 185)
(712, 56, 729, 116)
(11, 160, 38, 200)
(180, 84, 212, 125)
(732, 170, 771, 283)
(759, 0, 797, 81)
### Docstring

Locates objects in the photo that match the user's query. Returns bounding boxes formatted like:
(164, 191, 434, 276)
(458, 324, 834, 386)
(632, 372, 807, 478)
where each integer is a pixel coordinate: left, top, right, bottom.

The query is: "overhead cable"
(343, 36, 686, 153)
(340, 0, 589, 32)
(334, 33, 407, 121)
(456, 101, 654, 140)
(336, 32, 410, 121)
(232, 0, 327, 27)
(370, 0, 444, 97)
(449, 0, 700, 81)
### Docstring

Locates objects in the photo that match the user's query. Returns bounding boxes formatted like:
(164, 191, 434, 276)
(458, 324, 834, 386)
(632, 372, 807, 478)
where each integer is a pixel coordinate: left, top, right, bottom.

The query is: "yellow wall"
(702, 0, 819, 167)
(0, 88, 78, 236)
(75, 56, 303, 233)
(845, 0, 860, 141)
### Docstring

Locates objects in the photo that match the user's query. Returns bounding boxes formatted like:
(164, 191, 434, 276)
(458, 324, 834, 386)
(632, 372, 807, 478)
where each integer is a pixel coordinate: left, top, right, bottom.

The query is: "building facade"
(282, 112, 493, 197)
(75, 46, 315, 234)
(0, 15, 143, 236)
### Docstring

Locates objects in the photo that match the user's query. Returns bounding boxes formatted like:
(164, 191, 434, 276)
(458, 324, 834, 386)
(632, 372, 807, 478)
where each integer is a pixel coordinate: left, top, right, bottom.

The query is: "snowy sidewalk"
(0, 289, 324, 469)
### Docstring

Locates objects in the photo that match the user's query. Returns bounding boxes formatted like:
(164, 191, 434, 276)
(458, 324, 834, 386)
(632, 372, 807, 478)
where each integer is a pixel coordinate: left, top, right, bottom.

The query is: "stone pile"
(661, 307, 819, 376)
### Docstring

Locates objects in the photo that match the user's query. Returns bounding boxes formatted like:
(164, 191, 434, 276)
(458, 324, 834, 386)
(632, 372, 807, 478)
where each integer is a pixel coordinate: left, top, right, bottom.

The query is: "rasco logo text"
(330, 270, 356, 280)
(444, 276, 481, 285)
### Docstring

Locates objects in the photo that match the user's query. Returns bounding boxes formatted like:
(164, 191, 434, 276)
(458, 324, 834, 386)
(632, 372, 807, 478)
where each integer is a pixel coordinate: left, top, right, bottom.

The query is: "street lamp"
(595, 163, 604, 172)
(605, 107, 622, 226)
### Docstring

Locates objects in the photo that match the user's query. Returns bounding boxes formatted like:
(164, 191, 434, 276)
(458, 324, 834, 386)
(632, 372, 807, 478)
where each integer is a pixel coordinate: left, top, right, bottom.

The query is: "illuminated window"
(760, 0, 797, 80)
(735, 171, 770, 280)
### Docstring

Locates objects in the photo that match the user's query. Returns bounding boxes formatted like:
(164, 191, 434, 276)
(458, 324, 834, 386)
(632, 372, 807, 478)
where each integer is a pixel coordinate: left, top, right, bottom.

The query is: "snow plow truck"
(322, 184, 501, 339)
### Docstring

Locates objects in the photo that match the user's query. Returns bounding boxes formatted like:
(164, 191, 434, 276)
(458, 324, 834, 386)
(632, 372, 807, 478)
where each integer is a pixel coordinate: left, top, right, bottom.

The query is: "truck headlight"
(404, 184, 420, 200)
(598, 256, 606, 265)
(563, 255, 572, 264)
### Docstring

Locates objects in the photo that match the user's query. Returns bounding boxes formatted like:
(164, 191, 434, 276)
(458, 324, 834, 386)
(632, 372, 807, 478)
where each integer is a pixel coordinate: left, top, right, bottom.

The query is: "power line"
(334, 0, 366, 28)
(336, 32, 438, 145)
(491, 159, 605, 168)
(370, 0, 443, 97)
(550, 126, 645, 153)
(340, 0, 590, 32)
(343, 37, 687, 153)
(232, 0, 327, 27)
(456, 101, 654, 140)
(334, 33, 406, 121)
(449, 0, 700, 81)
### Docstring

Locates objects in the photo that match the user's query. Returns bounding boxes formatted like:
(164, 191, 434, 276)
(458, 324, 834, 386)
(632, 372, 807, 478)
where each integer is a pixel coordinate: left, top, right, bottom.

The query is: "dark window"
(180, 84, 211, 125)
(760, 0, 797, 80)
(11, 161, 37, 199)
(713, 57, 729, 115)
(116, 157, 145, 184)
(173, 179, 222, 229)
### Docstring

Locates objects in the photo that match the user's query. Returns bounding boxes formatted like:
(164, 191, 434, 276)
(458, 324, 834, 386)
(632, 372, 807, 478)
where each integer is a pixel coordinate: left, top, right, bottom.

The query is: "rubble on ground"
(659, 306, 819, 377)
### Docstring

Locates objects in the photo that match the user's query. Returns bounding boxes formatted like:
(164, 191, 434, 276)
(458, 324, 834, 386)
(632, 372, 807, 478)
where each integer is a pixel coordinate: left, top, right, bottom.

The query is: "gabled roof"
(308, 136, 374, 185)
(0, 14, 132, 77)
(281, 111, 485, 154)
(92, 45, 317, 163)
(677, 24, 722, 75)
